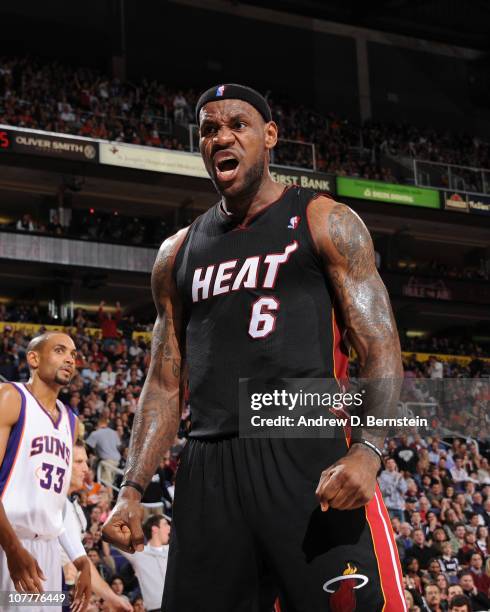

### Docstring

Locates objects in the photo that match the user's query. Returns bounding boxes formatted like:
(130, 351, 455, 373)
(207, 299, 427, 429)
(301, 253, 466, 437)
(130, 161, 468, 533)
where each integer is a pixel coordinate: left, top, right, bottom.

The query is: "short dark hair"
(448, 594, 471, 611)
(457, 569, 472, 580)
(424, 582, 440, 593)
(143, 514, 167, 540)
(110, 575, 125, 586)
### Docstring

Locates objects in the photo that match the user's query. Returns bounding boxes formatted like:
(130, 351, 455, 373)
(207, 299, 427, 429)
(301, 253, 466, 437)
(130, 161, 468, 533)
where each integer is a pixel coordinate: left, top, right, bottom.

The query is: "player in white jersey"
(62, 440, 132, 611)
(0, 332, 90, 612)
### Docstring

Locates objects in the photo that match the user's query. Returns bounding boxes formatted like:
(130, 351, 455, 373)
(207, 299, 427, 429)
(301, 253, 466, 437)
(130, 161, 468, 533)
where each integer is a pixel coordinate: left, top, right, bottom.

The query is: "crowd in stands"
(4, 210, 490, 295)
(403, 337, 488, 361)
(0, 302, 489, 610)
(1, 210, 179, 247)
(395, 260, 490, 282)
(1, 56, 489, 184)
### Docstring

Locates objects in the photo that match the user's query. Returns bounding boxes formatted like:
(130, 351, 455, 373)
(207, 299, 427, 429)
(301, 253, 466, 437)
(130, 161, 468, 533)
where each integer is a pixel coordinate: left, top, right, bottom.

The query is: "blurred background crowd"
(0, 302, 489, 611)
(1, 56, 489, 182)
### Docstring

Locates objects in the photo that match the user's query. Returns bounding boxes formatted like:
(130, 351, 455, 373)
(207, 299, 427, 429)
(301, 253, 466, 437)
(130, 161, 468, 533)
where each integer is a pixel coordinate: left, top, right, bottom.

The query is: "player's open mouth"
(214, 154, 240, 182)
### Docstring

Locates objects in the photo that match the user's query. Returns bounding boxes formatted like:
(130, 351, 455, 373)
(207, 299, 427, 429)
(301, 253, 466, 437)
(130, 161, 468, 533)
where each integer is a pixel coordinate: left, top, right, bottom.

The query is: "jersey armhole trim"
(66, 405, 77, 444)
(172, 217, 202, 286)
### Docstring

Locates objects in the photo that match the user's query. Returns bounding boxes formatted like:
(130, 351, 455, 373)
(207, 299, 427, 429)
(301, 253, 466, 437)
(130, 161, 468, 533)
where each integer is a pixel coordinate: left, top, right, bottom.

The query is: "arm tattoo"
(123, 232, 186, 488)
(325, 203, 403, 450)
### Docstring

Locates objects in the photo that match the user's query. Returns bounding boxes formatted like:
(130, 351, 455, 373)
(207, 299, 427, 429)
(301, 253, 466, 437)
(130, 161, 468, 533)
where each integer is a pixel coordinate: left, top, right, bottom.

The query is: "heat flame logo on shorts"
(323, 562, 369, 612)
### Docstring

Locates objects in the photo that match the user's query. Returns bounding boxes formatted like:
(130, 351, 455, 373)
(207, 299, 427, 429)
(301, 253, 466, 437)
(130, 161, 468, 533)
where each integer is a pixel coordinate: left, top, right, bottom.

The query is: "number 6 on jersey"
(248, 297, 279, 339)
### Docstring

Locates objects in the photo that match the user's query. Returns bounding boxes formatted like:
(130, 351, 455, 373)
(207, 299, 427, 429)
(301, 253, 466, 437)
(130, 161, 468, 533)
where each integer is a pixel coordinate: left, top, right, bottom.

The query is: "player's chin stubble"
(55, 370, 71, 385)
(213, 150, 266, 198)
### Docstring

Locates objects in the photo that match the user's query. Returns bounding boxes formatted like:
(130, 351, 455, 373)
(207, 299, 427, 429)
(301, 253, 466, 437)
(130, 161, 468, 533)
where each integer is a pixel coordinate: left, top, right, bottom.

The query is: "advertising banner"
(468, 194, 490, 215)
(270, 167, 335, 193)
(0, 127, 98, 162)
(100, 141, 337, 190)
(442, 190, 490, 215)
(337, 177, 440, 208)
(99, 141, 209, 178)
(443, 191, 469, 212)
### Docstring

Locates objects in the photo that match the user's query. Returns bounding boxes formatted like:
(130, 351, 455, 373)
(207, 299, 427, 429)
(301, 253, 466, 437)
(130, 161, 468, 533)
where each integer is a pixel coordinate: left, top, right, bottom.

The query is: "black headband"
(195, 83, 272, 123)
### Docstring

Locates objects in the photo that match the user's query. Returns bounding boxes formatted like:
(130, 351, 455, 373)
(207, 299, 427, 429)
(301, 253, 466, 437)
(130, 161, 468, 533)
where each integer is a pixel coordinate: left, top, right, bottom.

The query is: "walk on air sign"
(336, 177, 440, 209)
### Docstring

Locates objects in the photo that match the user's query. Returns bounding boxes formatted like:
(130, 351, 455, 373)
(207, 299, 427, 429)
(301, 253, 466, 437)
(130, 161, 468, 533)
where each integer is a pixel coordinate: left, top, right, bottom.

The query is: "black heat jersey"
(174, 185, 348, 439)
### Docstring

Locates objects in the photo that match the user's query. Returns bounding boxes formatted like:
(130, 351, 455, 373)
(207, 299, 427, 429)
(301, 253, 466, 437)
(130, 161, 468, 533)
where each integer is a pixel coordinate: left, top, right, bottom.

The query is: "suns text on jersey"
(30, 435, 71, 467)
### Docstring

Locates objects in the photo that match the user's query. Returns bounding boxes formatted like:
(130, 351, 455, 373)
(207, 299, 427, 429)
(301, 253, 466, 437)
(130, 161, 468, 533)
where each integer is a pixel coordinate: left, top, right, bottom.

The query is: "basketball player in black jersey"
(103, 84, 407, 611)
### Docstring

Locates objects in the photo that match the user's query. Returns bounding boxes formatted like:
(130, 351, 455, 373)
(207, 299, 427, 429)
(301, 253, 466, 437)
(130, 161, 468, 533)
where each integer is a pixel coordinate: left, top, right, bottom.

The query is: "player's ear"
(264, 121, 278, 150)
(26, 350, 40, 371)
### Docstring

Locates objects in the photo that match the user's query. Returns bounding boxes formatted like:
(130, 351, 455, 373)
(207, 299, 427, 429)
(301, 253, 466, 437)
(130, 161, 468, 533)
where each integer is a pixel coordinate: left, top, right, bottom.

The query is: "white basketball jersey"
(0, 383, 75, 539)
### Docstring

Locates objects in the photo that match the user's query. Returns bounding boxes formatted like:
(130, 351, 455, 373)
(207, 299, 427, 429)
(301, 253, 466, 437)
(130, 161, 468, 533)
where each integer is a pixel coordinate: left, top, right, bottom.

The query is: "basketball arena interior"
(0, 1, 489, 611)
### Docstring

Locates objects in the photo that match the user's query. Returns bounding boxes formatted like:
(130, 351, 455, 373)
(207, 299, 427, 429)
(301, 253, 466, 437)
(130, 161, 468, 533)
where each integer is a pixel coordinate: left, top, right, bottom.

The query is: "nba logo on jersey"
(288, 215, 301, 229)
(216, 85, 225, 96)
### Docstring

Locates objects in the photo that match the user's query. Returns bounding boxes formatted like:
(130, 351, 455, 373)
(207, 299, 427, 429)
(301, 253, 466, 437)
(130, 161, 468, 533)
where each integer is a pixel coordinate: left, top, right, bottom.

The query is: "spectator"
(475, 526, 488, 557)
(16, 213, 35, 231)
(438, 541, 460, 580)
(428, 356, 444, 379)
(378, 457, 408, 521)
(172, 91, 188, 124)
(447, 594, 471, 612)
(405, 556, 424, 593)
(86, 418, 121, 485)
(98, 301, 122, 348)
(47, 213, 64, 235)
(409, 529, 440, 570)
(109, 576, 131, 605)
(118, 514, 170, 611)
(141, 463, 173, 519)
(435, 574, 450, 607)
(458, 571, 490, 611)
(423, 583, 444, 612)
(483, 499, 490, 528)
(100, 363, 117, 389)
(87, 548, 113, 582)
(397, 522, 415, 560)
(451, 457, 469, 485)
(81, 468, 103, 505)
(447, 585, 464, 601)
(394, 435, 419, 474)
(62, 440, 131, 611)
(404, 589, 420, 612)
(131, 596, 146, 612)
(457, 532, 483, 566)
(468, 552, 490, 595)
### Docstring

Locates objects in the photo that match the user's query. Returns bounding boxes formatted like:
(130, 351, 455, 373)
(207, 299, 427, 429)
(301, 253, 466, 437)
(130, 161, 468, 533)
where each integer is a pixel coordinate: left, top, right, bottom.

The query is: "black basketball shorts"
(162, 437, 406, 612)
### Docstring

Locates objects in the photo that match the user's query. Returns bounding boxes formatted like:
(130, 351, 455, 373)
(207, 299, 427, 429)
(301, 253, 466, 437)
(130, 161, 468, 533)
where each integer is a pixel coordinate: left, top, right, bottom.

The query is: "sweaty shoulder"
(0, 383, 22, 426)
(154, 228, 189, 275)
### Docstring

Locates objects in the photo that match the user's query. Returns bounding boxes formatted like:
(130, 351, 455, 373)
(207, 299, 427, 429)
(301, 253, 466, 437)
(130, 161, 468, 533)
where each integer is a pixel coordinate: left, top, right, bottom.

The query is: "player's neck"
(148, 537, 163, 548)
(27, 377, 60, 411)
(221, 173, 283, 224)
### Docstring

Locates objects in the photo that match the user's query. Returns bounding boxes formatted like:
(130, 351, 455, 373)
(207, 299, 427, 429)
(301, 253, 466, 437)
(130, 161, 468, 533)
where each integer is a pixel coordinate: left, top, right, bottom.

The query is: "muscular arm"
(123, 228, 188, 490)
(0, 384, 46, 591)
(309, 197, 402, 447)
(0, 384, 22, 554)
(308, 198, 403, 509)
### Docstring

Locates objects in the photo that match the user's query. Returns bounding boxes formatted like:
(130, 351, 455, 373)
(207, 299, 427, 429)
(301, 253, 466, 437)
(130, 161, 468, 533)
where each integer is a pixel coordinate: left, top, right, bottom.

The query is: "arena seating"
(0, 303, 489, 607)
